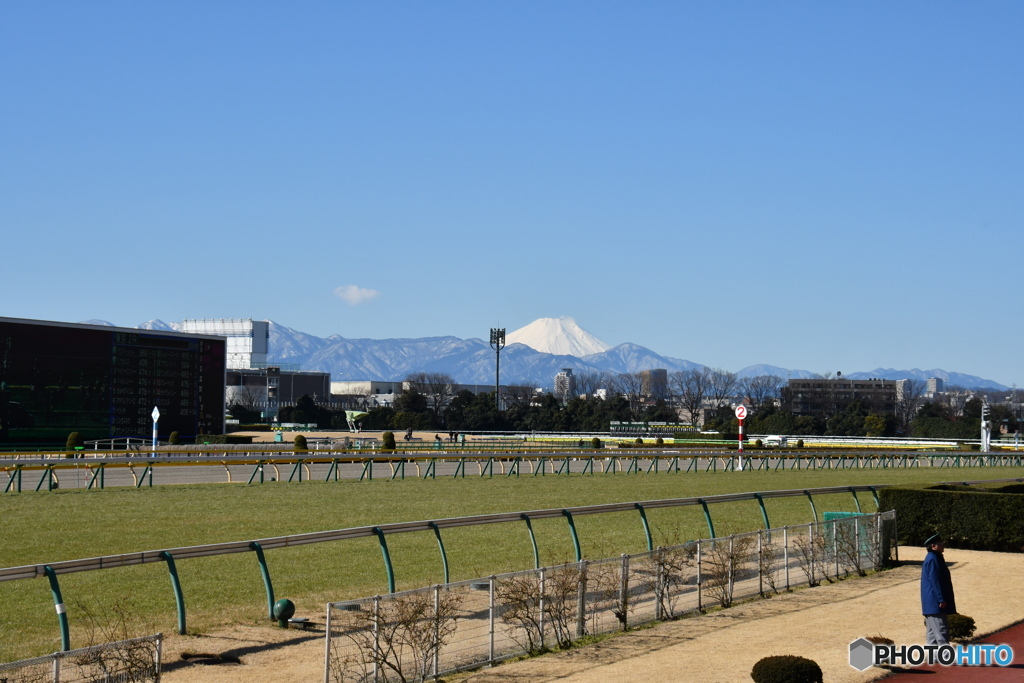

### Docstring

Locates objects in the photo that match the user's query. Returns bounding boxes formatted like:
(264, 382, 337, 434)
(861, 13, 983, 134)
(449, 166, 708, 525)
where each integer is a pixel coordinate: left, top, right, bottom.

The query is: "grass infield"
(2, 465, 1022, 660)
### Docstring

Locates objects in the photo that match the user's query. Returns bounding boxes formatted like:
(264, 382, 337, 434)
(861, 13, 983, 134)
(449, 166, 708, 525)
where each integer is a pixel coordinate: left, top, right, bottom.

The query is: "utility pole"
(489, 328, 505, 410)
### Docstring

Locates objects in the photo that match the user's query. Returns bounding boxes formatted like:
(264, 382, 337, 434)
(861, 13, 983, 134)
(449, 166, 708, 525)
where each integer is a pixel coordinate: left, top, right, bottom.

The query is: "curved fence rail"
(4, 451, 1024, 492)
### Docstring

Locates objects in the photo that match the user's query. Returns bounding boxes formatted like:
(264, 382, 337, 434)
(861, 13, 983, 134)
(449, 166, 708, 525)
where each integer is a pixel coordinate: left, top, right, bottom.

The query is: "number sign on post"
(734, 405, 747, 469)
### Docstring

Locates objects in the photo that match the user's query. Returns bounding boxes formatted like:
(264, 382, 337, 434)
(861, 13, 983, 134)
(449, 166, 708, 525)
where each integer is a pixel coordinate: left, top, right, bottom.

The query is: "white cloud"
(333, 285, 380, 306)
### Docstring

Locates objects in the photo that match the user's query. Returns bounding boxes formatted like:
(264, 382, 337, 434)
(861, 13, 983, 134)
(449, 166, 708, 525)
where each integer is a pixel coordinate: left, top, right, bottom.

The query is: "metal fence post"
(155, 633, 163, 681)
(783, 526, 790, 591)
(757, 530, 763, 597)
(728, 535, 735, 605)
(655, 547, 664, 621)
(538, 568, 546, 651)
(324, 604, 333, 683)
(619, 554, 629, 630)
(808, 522, 815, 586)
(373, 596, 380, 683)
(696, 540, 702, 612)
(576, 561, 587, 639)
(833, 520, 840, 579)
(488, 576, 495, 666)
(433, 585, 441, 677)
(854, 516, 861, 572)
(43, 565, 70, 651)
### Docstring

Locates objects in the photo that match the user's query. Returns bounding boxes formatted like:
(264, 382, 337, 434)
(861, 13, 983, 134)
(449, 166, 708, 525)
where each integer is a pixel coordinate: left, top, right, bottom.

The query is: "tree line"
(232, 370, 1019, 439)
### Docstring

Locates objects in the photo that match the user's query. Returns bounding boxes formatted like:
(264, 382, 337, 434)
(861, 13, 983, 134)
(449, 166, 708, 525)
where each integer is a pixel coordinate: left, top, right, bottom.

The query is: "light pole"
(489, 328, 505, 410)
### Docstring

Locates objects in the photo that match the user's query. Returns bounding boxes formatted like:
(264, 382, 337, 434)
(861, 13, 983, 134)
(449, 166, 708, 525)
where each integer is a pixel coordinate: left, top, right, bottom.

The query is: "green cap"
(924, 533, 943, 548)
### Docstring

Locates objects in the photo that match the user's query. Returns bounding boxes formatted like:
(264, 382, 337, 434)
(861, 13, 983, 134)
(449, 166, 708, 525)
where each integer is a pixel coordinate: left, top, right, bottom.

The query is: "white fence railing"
(0, 634, 162, 683)
(325, 511, 896, 682)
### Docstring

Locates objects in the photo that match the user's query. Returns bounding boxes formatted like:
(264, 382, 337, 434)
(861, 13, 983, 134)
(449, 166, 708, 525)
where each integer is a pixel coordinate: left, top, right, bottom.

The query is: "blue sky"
(3, 3, 1022, 386)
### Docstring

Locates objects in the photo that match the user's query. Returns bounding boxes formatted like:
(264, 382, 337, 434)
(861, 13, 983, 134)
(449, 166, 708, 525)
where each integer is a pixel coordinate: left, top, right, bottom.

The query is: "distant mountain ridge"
(103, 318, 1010, 391)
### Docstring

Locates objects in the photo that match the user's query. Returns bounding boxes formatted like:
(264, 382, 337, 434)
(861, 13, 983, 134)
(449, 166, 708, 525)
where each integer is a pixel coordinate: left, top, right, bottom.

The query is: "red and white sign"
(734, 405, 748, 420)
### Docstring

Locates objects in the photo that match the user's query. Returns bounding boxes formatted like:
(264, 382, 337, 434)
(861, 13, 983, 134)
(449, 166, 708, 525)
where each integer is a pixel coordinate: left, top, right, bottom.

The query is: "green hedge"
(878, 484, 1024, 552)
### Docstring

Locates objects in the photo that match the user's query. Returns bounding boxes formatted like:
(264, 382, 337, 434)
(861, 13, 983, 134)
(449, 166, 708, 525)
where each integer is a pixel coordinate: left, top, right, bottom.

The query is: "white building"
(554, 368, 576, 402)
(178, 319, 269, 369)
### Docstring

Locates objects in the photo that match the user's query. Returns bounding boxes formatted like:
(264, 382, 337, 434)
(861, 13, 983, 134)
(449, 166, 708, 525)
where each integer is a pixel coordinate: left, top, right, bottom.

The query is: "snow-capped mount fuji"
(505, 317, 611, 356)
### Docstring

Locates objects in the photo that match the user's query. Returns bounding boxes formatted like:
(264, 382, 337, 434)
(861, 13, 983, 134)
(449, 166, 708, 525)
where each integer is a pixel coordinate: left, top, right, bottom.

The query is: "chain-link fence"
(0, 634, 162, 683)
(325, 511, 896, 682)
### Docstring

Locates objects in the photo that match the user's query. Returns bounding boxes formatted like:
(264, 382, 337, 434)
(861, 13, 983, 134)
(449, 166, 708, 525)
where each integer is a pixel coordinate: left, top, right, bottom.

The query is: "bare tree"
(543, 564, 584, 647)
(741, 375, 785, 412)
(72, 597, 161, 683)
(611, 372, 645, 420)
(894, 378, 925, 434)
(331, 591, 463, 683)
(405, 372, 457, 424)
(703, 535, 755, 608)
(792, 525, 829, 587)
(758, 530, 781, 597)
(941, 386, 972, 418)
(641, 544, 697, 620)
(706, 368, 738, 409)
(229, 384, 265, 412)
(671, 368, 710, 426)
(574, 371, 604, 400)
(495, 574, 545, 653)
(504, 383, 537, 409)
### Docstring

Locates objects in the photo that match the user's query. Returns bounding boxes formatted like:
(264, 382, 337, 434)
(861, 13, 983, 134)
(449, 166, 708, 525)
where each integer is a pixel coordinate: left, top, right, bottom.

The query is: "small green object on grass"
(273, 598, 296, 627)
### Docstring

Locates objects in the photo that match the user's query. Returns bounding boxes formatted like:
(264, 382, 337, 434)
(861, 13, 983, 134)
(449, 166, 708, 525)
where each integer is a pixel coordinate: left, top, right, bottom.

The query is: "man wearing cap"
(921, 532, 956, 645)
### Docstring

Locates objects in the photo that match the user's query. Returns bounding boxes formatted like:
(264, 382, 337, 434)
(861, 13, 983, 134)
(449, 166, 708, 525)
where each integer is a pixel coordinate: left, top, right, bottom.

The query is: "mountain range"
(90, 316, 1010, 392)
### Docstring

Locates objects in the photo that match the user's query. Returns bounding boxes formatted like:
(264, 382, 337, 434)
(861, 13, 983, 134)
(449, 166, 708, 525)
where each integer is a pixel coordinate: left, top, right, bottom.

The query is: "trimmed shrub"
(754, 439, 764, 448)
(591, 437, 602, 449)
(635, 437, 644, 445)
(293, 434, 308, 451)
(796, 439, 804, 448)
(382, 431, 396, 451)
(878, 485, 1024, 551)
(65, 431, 84, 455)
(750, 655, 822, 683)
(655, 437, 664, 445)
(949, 614, 976, 641)
(168, 431, 180, 445)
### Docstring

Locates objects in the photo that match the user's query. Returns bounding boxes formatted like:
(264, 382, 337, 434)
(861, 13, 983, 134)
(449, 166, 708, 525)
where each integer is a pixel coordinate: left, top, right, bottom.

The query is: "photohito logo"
(848, 638, 1014, 671)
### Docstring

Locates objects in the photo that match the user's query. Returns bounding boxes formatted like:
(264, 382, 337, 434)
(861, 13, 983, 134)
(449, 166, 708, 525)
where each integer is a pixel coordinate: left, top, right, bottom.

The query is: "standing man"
(921, 532, 957, 645)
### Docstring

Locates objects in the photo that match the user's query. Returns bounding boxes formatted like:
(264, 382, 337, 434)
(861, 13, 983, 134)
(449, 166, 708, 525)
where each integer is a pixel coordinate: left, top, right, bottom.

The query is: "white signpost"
(151, 406, 160, 457)
(734, 405, 748, 470)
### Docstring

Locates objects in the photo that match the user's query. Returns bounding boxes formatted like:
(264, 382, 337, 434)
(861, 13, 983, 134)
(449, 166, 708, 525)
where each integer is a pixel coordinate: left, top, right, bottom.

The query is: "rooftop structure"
(177, 319, 269, 369)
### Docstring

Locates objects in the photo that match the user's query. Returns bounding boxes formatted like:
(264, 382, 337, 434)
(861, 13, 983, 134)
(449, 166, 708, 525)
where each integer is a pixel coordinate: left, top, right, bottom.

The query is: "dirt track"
(159, 547, 1024, 682)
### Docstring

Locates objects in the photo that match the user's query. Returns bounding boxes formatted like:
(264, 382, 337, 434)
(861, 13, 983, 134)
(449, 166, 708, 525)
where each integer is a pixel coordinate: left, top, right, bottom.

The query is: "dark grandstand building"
(0, 317, 226, 445)
(782, 377, 897, 417)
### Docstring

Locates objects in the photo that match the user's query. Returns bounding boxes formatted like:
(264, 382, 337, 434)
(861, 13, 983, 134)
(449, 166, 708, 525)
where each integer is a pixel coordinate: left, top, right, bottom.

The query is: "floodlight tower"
(489, 328, 506, 410)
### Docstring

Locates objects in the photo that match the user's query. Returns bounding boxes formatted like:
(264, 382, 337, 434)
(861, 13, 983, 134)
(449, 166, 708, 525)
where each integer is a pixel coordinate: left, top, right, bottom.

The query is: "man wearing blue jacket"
(921, 532, 957, 645)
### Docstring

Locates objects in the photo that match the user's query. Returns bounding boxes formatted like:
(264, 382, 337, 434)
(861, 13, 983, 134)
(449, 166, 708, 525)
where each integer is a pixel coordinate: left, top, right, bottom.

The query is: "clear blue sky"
(3, 3, 1022, 386)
